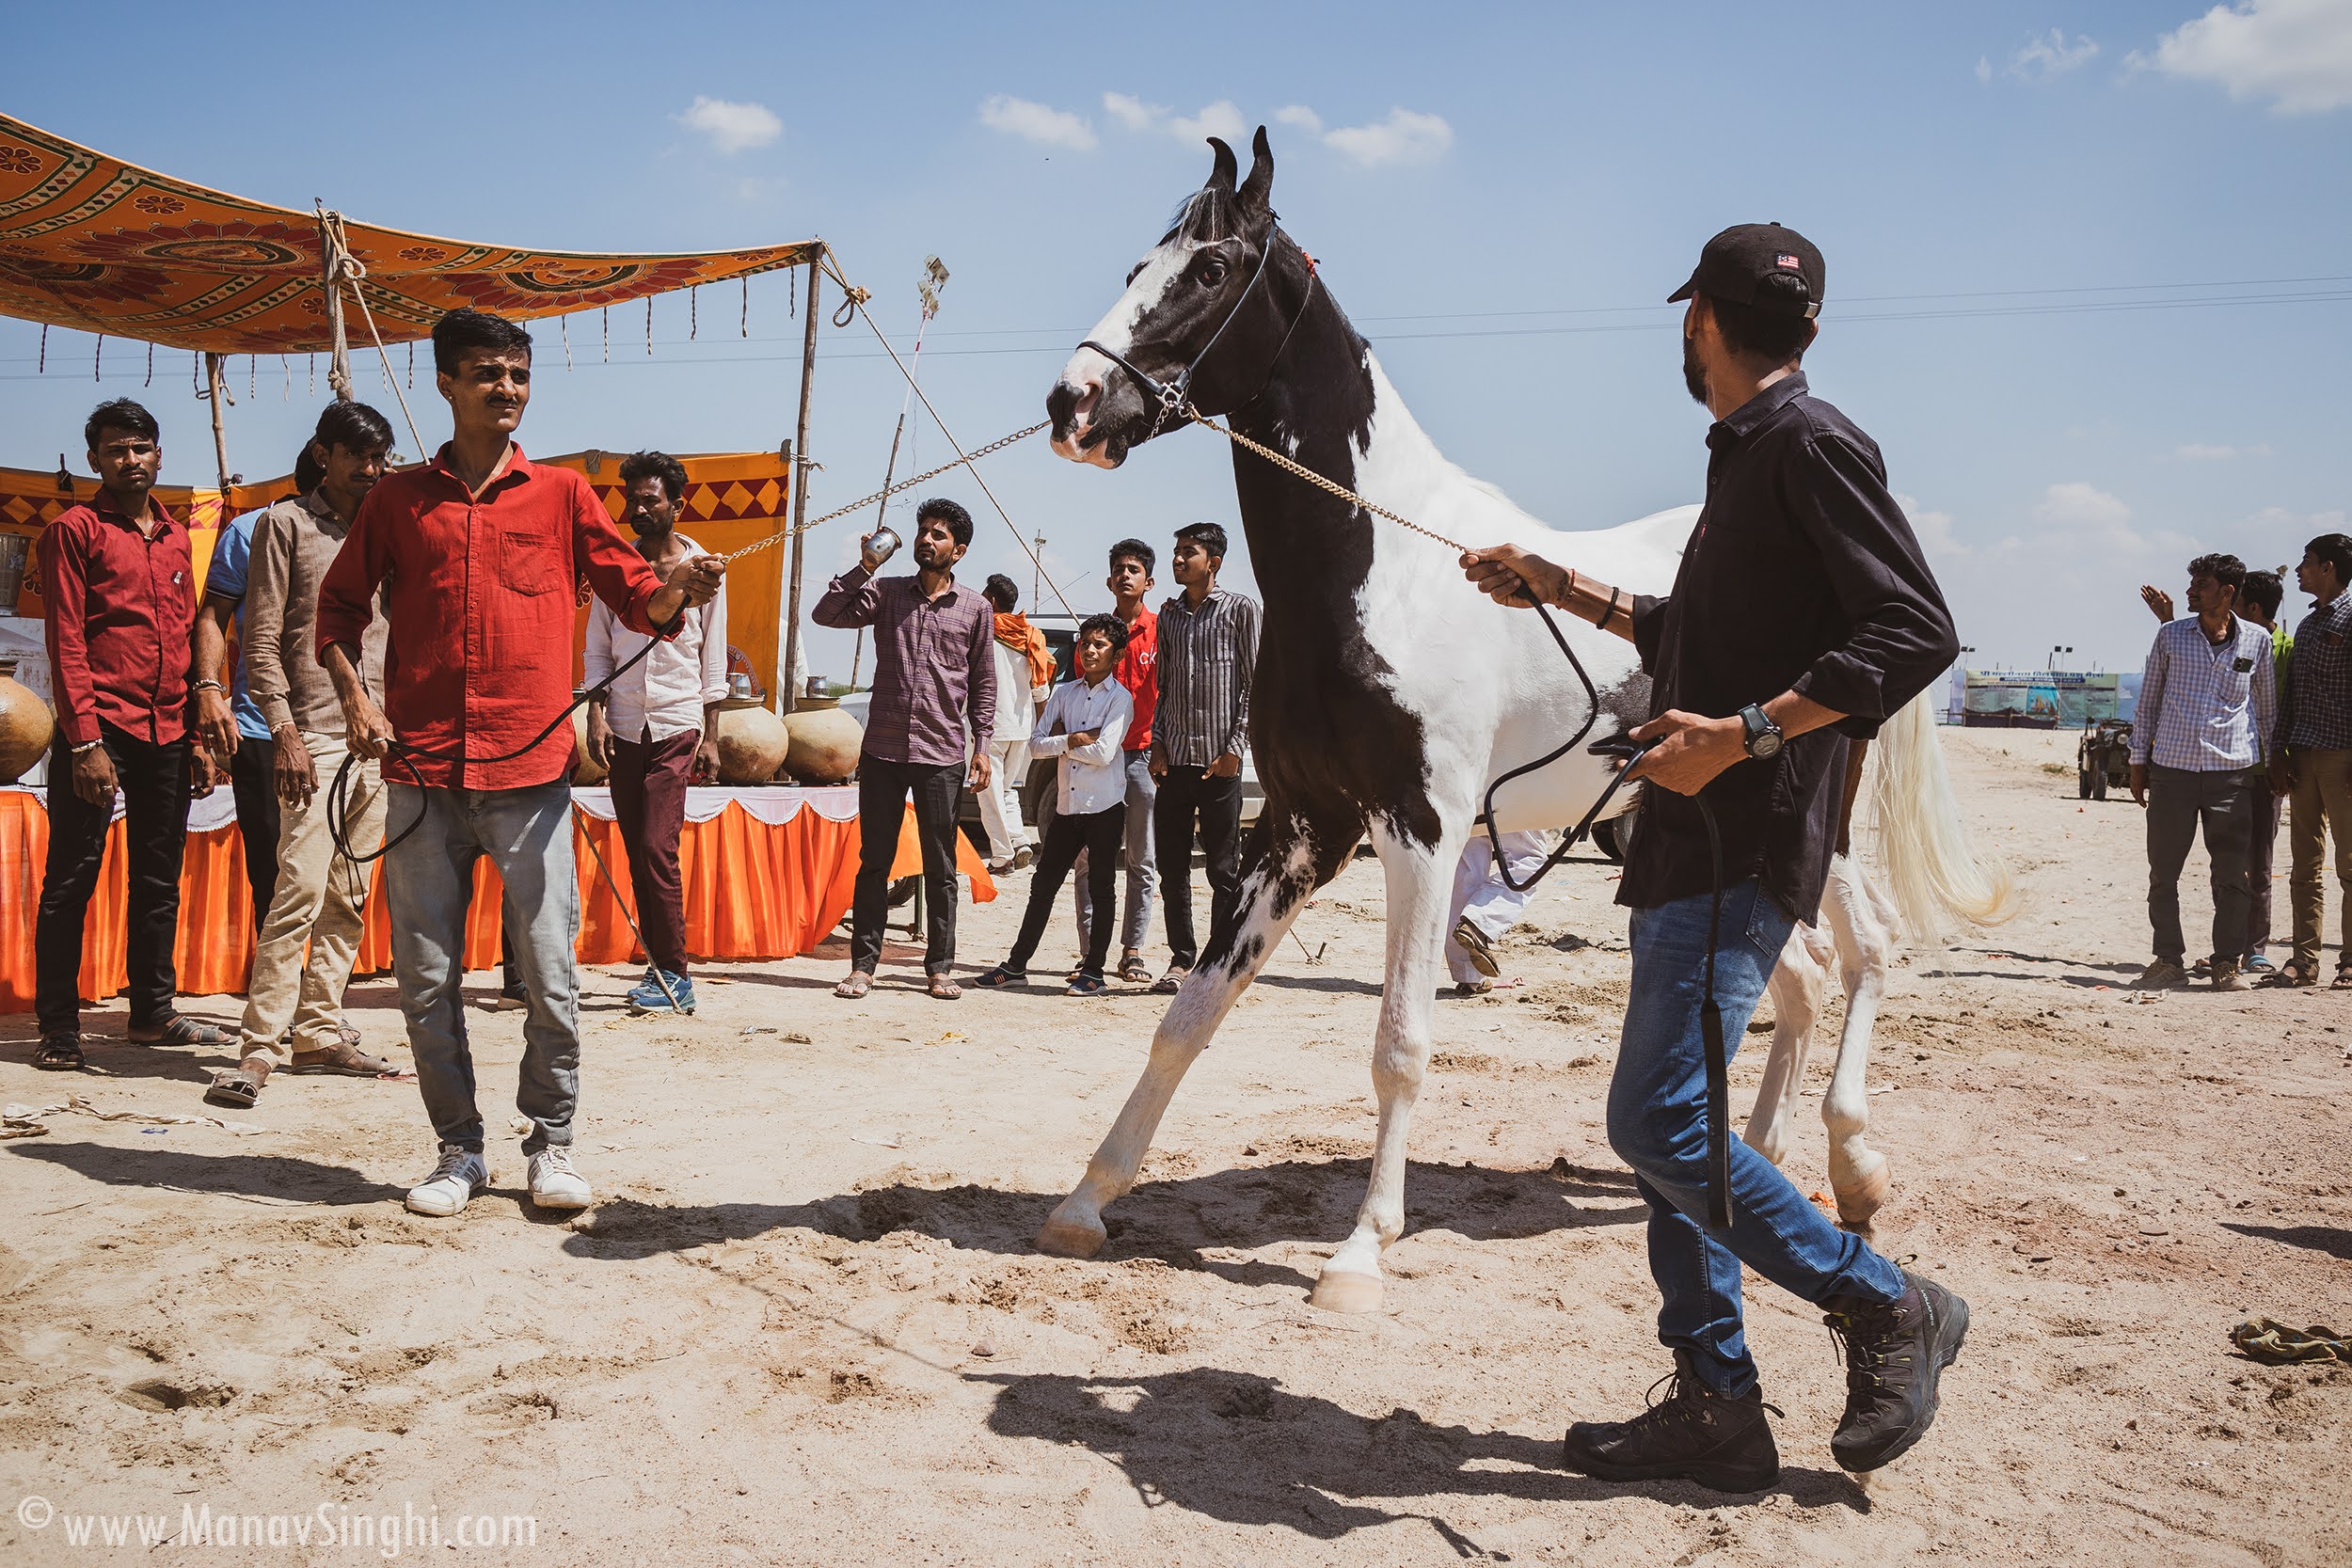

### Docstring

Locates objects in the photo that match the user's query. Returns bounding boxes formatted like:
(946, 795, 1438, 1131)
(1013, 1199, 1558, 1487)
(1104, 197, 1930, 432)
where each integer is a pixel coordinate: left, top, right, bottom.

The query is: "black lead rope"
(325, 613, 678, 868)
(1477, 598, 1735, 1231)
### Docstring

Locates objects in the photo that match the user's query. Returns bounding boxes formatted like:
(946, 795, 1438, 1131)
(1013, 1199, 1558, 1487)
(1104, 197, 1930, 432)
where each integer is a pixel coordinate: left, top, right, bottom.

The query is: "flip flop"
(203, 1069, 262, 1109)
(929, 974, 963, 1001)
(834, 972, 874, 999)
(129, 1015, 235, 1048)
(33, 1036, 84, 1071)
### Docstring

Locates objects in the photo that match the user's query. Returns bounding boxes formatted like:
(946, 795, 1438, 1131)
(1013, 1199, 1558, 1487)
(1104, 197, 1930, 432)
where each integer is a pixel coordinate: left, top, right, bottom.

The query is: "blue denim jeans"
(384, 780, 580, 1156)
(1610, 879, 1905, 1398)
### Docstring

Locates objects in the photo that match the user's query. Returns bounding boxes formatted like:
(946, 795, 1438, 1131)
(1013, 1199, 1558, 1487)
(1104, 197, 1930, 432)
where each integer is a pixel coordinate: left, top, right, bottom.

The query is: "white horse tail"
(1866, 689, 2020, 939)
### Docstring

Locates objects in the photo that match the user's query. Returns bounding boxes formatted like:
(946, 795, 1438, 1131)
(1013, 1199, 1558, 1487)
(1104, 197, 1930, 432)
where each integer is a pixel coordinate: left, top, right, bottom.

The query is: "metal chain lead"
(717, 420, 1049, 566)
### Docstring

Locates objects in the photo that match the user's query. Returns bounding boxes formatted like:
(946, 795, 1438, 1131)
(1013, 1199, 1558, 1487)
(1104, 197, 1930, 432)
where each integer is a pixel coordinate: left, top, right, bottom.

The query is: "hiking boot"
(2210, 960, 2249, 993)
(1559, 1351, 1781, 1492)
(2131, 959, 2187, 990)
(1821, 1268, 1970, 1472)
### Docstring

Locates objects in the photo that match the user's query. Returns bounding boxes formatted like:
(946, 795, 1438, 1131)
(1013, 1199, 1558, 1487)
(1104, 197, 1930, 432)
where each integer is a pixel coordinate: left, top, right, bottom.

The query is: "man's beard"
(1681, 332, 1708, 405)
(629, 515, 674, 553)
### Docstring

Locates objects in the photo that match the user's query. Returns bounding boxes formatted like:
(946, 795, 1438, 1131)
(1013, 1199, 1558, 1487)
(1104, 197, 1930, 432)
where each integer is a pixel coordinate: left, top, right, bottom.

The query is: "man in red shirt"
(315, 309, 723, 1220)
(32, 400, 231, 1071)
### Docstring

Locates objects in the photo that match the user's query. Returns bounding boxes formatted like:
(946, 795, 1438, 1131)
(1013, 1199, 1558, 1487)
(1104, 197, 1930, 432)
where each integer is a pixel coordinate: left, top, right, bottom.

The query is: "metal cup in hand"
(865, 525, 901, 567)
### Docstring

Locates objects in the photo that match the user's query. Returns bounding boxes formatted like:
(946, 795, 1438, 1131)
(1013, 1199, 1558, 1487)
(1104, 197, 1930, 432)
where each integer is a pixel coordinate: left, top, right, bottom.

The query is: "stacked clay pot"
(714, 704, 791, 784)
(784, 698, 863, 785)
(0, 659, 55, 784)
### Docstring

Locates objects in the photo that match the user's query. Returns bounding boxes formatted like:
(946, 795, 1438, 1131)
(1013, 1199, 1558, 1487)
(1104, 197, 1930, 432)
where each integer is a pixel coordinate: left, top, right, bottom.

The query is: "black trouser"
(851, 757, 962, 974)
(2146, 763, 2256, 967)
(228, 732, 279, 934)
(36, 723, 192, 1037)
(2246, 789, 2282, 958)
(1153, 764, 1245, 970)
(1007, 802, 1123, 978)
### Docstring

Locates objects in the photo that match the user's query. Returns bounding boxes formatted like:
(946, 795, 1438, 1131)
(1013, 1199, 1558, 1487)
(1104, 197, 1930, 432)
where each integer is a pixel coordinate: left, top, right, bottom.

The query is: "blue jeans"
(1611, 879, 1904, 1398)
(384, 780, 580, 1156)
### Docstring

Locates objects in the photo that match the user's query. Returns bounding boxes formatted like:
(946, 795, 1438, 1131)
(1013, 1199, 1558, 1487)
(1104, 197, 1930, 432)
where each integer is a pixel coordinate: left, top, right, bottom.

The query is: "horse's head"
(1048, 126, 1292, 468)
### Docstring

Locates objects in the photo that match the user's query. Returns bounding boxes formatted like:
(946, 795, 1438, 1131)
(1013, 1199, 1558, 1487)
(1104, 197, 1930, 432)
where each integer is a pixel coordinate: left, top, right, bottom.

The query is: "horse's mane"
(1165, 187, 1242, 245)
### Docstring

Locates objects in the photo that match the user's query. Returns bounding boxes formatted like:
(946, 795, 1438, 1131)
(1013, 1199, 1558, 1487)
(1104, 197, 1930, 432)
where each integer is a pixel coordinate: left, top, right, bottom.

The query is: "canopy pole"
(202, 352, 232, 503)
(780, 250, 820, 712)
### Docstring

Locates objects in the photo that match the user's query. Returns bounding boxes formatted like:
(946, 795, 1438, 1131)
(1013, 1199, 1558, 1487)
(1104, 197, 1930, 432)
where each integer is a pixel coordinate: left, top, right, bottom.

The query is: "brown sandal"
(834, 971, 874, 999)
(287, 1039, 393, 1076)
(928, 973, 963, 1001)
(34, 1035, 84, 1071)
(203, 1069, 263, 1109)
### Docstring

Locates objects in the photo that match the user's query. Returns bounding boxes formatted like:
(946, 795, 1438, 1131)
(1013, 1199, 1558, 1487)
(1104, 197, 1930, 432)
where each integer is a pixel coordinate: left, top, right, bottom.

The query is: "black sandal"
(34, 1035, 84, 1071)
(1067, 973, 1109, 997)
(129, 1014, 236, 1048)
(974, 963, 1026, 989)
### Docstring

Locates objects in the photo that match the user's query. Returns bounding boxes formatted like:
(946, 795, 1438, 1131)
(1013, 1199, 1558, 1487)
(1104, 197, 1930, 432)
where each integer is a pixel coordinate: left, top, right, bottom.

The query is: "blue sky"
(3, 1, 2346, 680)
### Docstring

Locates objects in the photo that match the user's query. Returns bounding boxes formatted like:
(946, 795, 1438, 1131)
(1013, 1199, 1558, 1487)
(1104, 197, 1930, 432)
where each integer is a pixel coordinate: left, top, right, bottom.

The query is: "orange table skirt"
(0, 789, 994, 1011)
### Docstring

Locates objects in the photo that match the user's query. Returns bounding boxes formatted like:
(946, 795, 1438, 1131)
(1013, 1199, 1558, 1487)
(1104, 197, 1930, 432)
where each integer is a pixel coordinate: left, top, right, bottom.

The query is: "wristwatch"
(1738, 703, 1784, 760)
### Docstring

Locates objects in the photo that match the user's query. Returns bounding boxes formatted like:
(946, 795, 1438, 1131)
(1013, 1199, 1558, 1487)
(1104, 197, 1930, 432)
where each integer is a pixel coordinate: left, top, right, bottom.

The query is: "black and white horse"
(1038, 130, 2010, 1312)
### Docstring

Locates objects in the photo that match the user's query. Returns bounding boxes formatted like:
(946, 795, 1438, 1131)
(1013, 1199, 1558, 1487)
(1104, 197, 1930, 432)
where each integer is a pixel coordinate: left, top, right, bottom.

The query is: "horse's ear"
(1237, 125, 1274, 216)
(1204, 136, 1238, 195)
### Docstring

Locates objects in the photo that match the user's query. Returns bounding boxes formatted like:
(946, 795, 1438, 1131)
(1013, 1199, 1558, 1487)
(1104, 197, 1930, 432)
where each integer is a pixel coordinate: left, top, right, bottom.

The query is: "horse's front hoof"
(1308, 1266, 1384, 1315)
(1833, 1156, 1891, 1230)
(1035, 1203, 1108, 1259)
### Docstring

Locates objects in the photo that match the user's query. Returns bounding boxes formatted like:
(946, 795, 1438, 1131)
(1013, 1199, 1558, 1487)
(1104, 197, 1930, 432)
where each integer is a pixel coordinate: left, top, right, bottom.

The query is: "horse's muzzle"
(1047, 350, 1143, 468)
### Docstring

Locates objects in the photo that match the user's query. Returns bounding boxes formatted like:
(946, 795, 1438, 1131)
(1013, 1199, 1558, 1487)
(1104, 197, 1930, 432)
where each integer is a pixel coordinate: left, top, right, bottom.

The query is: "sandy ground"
(2, 727, 2347, 1567)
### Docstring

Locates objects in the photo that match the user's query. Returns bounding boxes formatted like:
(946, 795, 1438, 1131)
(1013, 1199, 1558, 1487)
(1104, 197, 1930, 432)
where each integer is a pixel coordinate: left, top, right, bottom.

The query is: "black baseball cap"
(1668, 223, 1824, 318)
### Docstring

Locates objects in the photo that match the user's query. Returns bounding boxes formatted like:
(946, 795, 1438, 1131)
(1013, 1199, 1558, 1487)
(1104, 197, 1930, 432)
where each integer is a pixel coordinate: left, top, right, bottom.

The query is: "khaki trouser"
(238, 732, 387, 1062)
(2287, 748, 2352, 974)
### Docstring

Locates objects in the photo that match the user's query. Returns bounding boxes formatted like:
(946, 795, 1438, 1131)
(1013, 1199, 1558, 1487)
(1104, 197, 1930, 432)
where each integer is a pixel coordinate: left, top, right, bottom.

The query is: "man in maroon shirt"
(315, 309, 723, 1219)
(31, 399, 232, 1070)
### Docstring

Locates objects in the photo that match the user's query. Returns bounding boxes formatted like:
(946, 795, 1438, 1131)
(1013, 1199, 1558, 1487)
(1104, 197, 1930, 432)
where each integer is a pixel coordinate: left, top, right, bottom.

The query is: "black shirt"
(1621, 372, 1958, 921)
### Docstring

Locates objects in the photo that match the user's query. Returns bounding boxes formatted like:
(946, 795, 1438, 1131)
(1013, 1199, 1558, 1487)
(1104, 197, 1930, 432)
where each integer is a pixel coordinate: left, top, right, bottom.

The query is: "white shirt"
(990, 636, 1037, 743)
(582, 533, 728, 742)
(1030, 676, 1133, 816)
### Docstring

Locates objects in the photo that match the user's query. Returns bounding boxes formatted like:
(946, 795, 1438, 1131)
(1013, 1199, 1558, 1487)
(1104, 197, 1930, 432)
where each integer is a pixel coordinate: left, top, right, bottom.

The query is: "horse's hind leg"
(1818, 856, 1895, 1229)
(1311, 817, 1464, 1315)
(1743, 921, 1832, 1167)
(1036, 806, 1359, 1259)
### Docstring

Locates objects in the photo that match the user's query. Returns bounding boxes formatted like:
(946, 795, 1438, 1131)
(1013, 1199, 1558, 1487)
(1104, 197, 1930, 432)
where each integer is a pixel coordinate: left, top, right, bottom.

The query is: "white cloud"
(978, 94, 1097, 150)
(675, 96, 782, 154)
(2010, 27, 2100, 78)
(1102, 92, 1164, 133)
(1976, 55, 1994, 83)
(1170, 100, 1250, 146)
(2035, 481, 2145, 548)
(1898, 493, 1968, 560)
(2174, 441, 2274, 460)
(1097, 94, 1453, 168)
(1322, 107, 1454, 167)
(2137, 0, 2352, 114)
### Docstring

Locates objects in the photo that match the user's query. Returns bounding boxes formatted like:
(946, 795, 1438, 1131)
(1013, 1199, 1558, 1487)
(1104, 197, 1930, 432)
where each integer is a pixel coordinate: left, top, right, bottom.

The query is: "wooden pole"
(780, 251, 820, 713)
(203, 352, 232, 506)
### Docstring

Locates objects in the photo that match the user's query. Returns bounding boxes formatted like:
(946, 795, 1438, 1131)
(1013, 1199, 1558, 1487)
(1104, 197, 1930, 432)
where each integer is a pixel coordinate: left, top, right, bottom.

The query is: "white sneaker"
(527, 1147, 592, 1211)
(406, 1145, 488, 1217)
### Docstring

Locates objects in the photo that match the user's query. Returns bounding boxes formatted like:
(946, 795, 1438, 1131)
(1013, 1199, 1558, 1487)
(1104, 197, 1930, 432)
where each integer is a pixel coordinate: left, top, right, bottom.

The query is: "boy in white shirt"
(977, 616, 1134, 995)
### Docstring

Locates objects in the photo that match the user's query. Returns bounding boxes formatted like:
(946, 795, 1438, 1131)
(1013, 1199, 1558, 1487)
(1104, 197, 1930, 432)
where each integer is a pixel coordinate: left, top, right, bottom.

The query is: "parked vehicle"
(2077, 719, 2133, 800)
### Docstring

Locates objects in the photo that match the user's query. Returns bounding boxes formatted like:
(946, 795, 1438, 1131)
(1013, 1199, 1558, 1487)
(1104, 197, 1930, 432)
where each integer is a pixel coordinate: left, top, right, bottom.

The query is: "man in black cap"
(1460, 224, 1966, 1492)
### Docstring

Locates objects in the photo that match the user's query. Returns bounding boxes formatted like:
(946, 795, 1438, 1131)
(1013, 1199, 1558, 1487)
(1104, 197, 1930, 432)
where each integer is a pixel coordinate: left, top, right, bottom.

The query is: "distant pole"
(202, 352, 232, 504)
(1032, 532, 1046, 609)
(781, 252, 821, 713)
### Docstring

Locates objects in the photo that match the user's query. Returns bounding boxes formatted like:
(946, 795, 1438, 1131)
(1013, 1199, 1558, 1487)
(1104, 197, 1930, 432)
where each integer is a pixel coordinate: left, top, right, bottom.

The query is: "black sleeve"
(1785, 432, 1959, 733)
(1629, 594, 1667, 675)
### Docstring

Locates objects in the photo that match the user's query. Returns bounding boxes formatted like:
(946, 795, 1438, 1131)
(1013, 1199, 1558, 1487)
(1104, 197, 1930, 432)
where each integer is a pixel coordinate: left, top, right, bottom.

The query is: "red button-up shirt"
(40, 493, 196, 748)
(315, 443, 669, 790)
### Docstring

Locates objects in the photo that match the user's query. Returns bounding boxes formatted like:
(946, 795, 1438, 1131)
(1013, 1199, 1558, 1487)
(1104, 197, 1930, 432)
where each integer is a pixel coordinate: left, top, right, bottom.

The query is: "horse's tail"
(1867, 689, 2020, 940)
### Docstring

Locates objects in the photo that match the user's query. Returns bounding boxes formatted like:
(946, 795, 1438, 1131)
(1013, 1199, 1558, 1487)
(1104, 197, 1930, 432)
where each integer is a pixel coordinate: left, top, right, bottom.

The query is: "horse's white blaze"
(1052, 241, 1202, 464)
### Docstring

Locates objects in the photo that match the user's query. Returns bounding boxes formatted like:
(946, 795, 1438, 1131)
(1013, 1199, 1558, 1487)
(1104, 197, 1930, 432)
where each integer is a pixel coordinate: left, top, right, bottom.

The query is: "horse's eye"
(1199, 261, 1228, 288)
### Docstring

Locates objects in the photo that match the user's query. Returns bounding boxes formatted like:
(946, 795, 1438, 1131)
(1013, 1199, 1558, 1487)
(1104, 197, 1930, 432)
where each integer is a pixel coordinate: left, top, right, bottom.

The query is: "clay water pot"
(784, 699, 864, 785)
(0, 659, 53, 783)
(714, 703, 791, 784)
(570, 706, 608, 786)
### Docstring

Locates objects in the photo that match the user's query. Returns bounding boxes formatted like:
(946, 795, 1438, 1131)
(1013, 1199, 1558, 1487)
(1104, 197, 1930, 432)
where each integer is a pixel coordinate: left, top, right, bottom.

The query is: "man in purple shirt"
(813, 498, 995, 1000)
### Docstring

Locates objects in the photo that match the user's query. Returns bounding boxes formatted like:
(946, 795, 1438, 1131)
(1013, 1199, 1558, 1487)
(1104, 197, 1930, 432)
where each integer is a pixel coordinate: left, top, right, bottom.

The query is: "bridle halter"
(1077, 213, 1318, 442)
